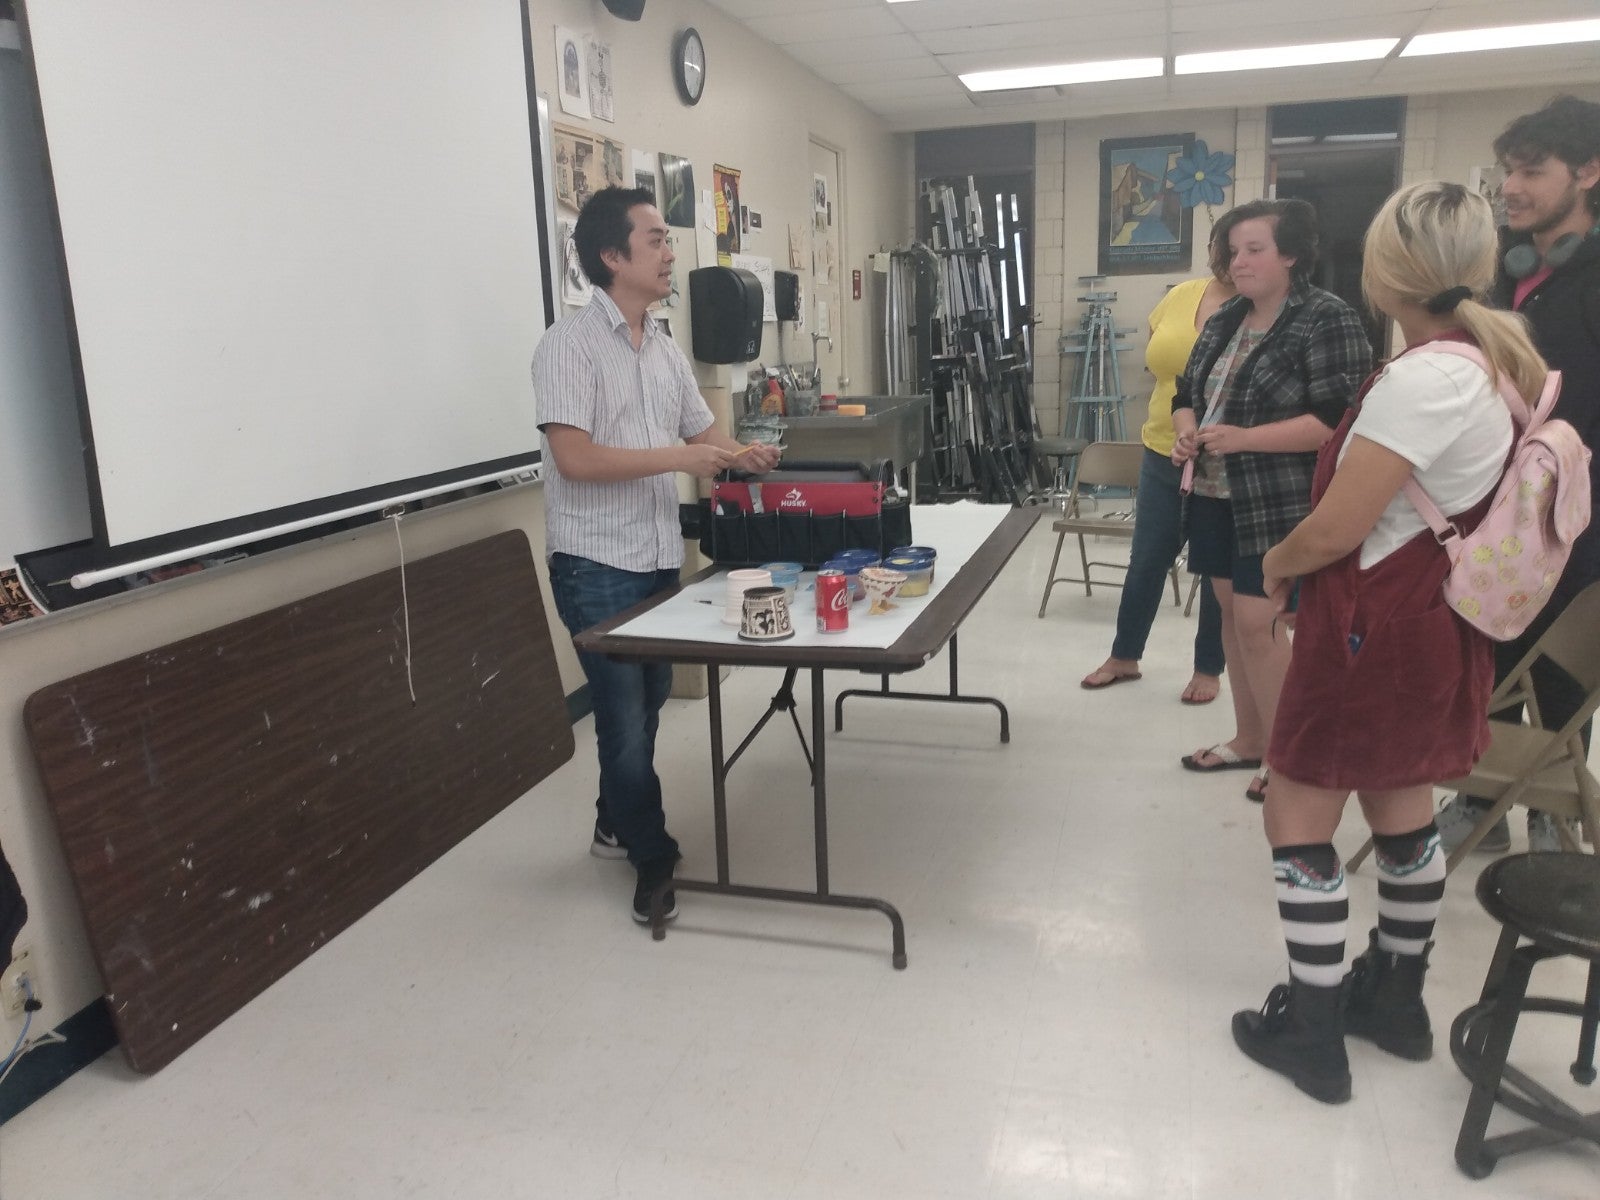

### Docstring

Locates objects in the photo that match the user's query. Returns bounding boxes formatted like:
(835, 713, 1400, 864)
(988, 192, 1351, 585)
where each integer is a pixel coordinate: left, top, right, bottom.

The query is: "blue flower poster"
(1098, 134, 1197, 276)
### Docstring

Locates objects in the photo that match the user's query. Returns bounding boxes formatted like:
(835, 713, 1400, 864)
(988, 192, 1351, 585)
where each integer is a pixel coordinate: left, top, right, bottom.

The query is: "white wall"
(1034, 108, 1239, 440)
(0, 0, 909, 1067)
(533, 0, 913, 398)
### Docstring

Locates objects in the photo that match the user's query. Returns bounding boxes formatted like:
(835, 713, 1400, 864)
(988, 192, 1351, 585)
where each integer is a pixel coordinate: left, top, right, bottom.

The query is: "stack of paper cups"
(723, 568, 773, 626)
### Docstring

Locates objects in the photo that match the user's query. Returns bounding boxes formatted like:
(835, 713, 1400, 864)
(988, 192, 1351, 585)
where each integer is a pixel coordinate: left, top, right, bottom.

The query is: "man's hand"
(1196, 424, 1254, 456)
(677, 443, 737, 478)
(739, 442, 782, 473)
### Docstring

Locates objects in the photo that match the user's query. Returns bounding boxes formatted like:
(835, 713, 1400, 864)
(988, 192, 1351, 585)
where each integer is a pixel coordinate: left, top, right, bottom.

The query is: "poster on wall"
(551, 124, 626, 213)
(559, 219, 593, 308)
(713, 163, 742, 265)
(588, 40, 615, 122)
(1468, 164, 1508, 225)
(632, 150, 657, 203)
(1098, 134, 1195, 276)
(554, 27, 591, 119)
(731, 253, 777, 321)
(659, 153, 695, 227)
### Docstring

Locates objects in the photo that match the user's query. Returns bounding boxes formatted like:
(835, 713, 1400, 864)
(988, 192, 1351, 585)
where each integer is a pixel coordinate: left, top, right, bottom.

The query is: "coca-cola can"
(815, 569, 850, 632)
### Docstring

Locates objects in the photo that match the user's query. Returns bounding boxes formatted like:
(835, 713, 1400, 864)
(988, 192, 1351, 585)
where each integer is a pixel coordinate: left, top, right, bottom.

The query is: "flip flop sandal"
(1246, 770, 1271, 803)
(1080, 669, 1142, 690)
(1180, 744, 1264, 773)
(1180, 680, 1220, 706)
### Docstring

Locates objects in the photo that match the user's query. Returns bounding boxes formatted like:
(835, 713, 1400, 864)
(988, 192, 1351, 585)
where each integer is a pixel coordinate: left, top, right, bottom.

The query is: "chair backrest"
(1531, 578, 1600, 698)
(1071, 441, 1144, 491)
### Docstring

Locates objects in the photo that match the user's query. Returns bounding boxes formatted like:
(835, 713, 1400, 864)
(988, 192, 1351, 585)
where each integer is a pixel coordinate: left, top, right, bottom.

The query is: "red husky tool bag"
(702, 460, 913, 568)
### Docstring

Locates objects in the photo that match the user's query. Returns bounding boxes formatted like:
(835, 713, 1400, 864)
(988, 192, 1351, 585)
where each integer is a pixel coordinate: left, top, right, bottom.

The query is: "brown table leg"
(649, 664, 907, 969)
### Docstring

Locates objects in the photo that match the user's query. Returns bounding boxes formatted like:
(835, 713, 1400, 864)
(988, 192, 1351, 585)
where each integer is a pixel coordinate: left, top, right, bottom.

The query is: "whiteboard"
(20, 0, 553, 554)
(0, 43, 91, 561)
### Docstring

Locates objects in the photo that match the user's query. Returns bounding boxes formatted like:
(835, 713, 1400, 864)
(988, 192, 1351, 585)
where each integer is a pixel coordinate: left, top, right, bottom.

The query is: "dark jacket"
(1173, 277, 1372, 555)
(1495, 227, 1600, 593)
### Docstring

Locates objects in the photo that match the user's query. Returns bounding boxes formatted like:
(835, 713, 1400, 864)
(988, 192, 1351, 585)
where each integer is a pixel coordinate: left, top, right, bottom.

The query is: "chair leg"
(1347, 835, 1376, 874)
(1444, 792, 1522, 873)
(1574, 960, 1599, 1086)
(1455, 946, 1537, 1179)
(1168, 564, 1181, 607)
(1184, 573, 1200, 618)
(1038, 530, 1069, 619)
(1077, 533, 1092, 598)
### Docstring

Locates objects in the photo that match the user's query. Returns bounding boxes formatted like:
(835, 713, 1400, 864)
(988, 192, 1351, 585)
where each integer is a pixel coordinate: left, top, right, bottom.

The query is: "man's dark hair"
(1494, 95, 1600, 217)
(1214, 198, 1320, 280)
(573, 186, 657, 289)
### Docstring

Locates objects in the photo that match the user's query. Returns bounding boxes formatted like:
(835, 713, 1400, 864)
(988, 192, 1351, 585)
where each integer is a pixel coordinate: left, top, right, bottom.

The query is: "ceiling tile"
(703, 0, 1600, 131)
(745, 9, 907, 45)
(916, 18, 1170, 55)
(782, 32, 931, 68)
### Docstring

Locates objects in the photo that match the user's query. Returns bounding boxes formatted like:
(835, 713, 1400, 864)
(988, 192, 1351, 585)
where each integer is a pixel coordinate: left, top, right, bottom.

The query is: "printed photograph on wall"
(713, 163, 742, 265)
(631, 150, 657, 204)
(1098, 134, 1195, 276)
(588, 40, 614, 123)
(559, 218, 593, 309)
(551, 125, 627, 212)
(1468, 163, 1508, 226)
(554, 26, 590, 120)
(659, 153, 695, 227)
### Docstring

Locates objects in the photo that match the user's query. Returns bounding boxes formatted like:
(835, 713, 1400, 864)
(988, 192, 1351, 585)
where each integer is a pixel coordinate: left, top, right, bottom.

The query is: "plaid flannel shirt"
(1174, 277, 1372, 554)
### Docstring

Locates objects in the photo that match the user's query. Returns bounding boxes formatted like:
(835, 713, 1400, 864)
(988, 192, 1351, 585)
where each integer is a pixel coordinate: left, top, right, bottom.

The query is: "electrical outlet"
(2, 945, 36, 1018)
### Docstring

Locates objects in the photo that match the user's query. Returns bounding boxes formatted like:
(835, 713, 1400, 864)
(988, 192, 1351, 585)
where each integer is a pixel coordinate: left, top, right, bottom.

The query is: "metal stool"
(1031, 435, 1088, 512)
(1451, 852, 1600, 1179)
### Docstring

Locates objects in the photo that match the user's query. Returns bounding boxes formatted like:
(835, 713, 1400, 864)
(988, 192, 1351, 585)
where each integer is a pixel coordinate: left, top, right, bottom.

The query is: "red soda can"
(815, 569, 850, 632)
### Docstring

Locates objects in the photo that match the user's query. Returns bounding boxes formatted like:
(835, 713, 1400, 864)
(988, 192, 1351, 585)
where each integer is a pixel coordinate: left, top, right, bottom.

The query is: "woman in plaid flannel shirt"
(1172, 200, 1372, 801)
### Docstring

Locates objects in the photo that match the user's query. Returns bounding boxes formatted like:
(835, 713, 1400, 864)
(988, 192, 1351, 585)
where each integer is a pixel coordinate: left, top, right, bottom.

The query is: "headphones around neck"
(1504, 223, 1598, 280)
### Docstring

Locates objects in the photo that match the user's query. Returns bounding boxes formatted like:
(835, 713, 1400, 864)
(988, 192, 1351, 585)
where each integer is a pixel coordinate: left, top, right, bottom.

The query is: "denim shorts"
(1186, 494, 1272, 599)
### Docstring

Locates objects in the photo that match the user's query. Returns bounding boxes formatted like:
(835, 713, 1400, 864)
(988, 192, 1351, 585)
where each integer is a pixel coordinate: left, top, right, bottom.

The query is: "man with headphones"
(1438, 93, 1600, 854)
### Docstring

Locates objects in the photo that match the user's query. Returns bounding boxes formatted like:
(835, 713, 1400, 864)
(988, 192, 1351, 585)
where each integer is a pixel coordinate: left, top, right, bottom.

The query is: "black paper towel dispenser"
(689, 266, 763, 364)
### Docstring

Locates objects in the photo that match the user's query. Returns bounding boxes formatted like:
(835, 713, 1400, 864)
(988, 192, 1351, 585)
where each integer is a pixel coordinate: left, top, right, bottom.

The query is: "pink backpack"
(1399, 341, 1591, 641)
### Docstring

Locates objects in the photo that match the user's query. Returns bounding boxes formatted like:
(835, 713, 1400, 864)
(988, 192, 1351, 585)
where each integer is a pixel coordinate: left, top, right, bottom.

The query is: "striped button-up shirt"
(533, 290, 714, 572)
(1174, 277, 1372, 555)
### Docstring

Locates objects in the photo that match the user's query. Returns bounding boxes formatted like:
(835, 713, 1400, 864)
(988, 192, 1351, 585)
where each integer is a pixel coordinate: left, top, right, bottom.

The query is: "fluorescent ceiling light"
(1324, 132, 1399, 142)
(1176, 39, 1398, 75)
(1401, 18, 1600, 57)
(960, 58, 1164, 92)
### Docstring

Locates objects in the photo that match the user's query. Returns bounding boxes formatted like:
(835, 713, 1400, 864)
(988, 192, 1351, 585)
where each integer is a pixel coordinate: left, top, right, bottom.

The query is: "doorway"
(1269, 98, 1404, 359)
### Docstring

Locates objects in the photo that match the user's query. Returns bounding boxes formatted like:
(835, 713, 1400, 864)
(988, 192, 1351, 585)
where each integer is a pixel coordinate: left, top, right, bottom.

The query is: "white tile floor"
(3, 521, 1598, 1199)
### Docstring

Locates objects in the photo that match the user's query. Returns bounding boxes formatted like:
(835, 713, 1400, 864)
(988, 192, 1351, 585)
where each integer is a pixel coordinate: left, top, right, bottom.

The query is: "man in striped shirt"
(534, 187, 779, 924)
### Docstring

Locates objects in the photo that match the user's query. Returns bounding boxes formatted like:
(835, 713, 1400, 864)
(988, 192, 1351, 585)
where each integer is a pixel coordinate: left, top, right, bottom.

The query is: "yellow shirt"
(1140, 276, 1212, 457)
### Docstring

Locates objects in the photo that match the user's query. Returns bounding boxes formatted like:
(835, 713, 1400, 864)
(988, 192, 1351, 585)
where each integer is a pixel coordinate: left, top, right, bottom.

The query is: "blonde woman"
(1231, 182, 1547, 1104)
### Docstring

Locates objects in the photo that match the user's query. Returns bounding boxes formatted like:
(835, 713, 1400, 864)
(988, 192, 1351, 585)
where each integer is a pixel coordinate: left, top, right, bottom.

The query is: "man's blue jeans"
(1112, 448, 1225, 675)
(548, 553, 681, 868)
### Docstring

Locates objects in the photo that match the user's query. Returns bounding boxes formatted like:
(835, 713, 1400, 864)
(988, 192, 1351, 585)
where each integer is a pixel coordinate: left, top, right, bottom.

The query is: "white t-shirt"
(1338, 350, 1515, 568)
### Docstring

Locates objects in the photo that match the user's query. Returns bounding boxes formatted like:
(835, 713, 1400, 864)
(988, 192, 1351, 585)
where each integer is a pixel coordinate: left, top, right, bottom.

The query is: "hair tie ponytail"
(1425, 285, 1473, 314)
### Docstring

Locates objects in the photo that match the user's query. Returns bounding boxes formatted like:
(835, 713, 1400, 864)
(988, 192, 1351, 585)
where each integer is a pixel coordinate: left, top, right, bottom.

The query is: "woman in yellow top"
(1081, 236, 1235, 703)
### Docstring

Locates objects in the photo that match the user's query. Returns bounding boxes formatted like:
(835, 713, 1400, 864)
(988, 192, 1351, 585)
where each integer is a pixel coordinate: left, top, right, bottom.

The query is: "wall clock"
(673, 28, 705, 106)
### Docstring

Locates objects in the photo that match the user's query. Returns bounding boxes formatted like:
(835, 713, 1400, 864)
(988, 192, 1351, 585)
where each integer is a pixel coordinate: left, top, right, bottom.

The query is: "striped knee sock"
(1373, 823, 1445, 955)
(1274, 842, 1348, 987)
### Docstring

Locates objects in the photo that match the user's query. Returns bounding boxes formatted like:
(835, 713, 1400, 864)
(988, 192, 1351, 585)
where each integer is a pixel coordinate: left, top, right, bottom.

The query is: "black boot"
(1232, 979, 1351, 1104)
(1343, 928, 1433, 1061)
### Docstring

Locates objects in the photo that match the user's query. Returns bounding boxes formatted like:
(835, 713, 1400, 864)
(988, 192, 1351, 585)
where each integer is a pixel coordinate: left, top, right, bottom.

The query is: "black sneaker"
(632, 857, 679, 924)
(590, 815, 628, 860)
